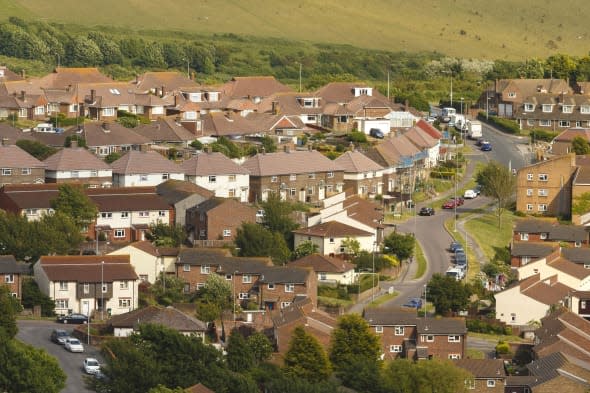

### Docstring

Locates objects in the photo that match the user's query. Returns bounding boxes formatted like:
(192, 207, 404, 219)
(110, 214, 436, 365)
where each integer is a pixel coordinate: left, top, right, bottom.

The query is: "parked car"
(57, 313, 89, 324)
(83, 358, 101, 374)
(455, 251, 467, 265)
(64, 337, 84, 353)
(474, 184, 482, 195)
(476, 137, 485, 146)
(442, 200, 457, 209)
(481, 141, 492, 151)
(369, 128, 384, 139)
(464, 189, 477, 199)
(454, 197, 465, 206)
(402, 297, 423, 309)
(446, 267, 465, 281)
(449, 241, 463, 252)
(50, 329, 70, 345)
(419, 207, 435, 216)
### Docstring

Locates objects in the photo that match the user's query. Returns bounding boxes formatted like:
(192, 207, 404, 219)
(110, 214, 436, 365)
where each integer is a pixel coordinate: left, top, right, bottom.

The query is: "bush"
(530, 129, 559, 142)
(495, 341, 512, 356)
(466, 318, 511, 335)
(347, 131, 368, 143)
(478, 112, 520, 134)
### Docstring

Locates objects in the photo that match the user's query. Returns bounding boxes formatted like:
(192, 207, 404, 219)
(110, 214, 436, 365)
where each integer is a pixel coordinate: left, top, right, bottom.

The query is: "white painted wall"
(495, 286, 549, 325)
(186, 173, 250, 202)
(114, 172, 184, 187)
(46, 169, 112, 180)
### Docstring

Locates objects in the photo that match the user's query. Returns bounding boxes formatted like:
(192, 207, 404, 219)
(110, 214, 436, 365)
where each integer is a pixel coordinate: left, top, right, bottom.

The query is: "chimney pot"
(161, 85, 166, 97)
(20, 90, 25, 100)
(90, 89, 96, 103)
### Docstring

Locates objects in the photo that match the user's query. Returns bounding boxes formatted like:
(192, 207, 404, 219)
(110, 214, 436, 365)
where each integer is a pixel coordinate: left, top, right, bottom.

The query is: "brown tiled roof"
(201, 112, 258, 137)
(242, 149, 343, 177)
(0, 144, 46, 168)
(0, 124, 37, 145)
(110, 150, 183, 175)
(574, 165, 590, 185)
(78, 82, 135, 108)
(133, 118, 196, 143)
(257, 92, 324, 116)
(38, 255, 138, 282)
(108, 305, 207, 331)
(133, 93, 171, 107)
(180, 151, 249, 176)
(43, 147, 111, 171)
(334, 150, 383, 173)
(292, 221, 373, 238)
(37, 67, 114, 89)
(290, 254, 355, 273)
(221, 76, 292, 99)
(185, 383, 215, 393)
(156, 179, 214, 203)
(128, 241, 178, 257)
(344, 194, 384, 229)
(520, 275, 570, 305)
(89, 192, 171, 212)
(0, 255, 29, 274)
(554, 128, 590, 143)
(402, 126, 438, 149)
(547, 257, 590, 279)
(81, 122, 151, 148)
(271, 302, 305, 328)
(0, 66, 23, 82)
(42, 87, 77, 104)
(454, 359, 506, 378)
(497, 78, 571, 97)
(511, 242, 555, 258)
(131, 71, 200, 94)
(314, 82, 389, 104)
(415, 119, 443, 139)
(0, 183, 59, 209)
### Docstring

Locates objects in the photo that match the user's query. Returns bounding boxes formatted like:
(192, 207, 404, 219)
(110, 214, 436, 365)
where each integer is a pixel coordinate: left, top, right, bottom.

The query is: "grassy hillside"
(2, 0, 589, 60)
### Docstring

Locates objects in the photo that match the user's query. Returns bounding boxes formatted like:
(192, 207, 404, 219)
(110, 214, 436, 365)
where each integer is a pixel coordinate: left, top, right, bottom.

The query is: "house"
(515, 154, 577, 217)
(453, 359, 506, 393)
(516, 94, 590, 131)
(156, 179, 214, 227)
(259, 265, 318, 310)
(108, 305, 207, 340)
(257, 92, 324, 129)
(0, 90, 48, 121)
(80, 121, 151, 158)
(110, 150, 184, 187)
(0, 255, 30, 300)
(533, 308, 590, 363)
(36, 67, 114, 89)
(292, 221, 375, 256)
(0, 143, 46, 186)
(334, 150, 385, 197)
(241, 148, 344, 204)
(133, 117, 198, 148)
(108, 241, 178, 284)
(221, 76, 292, 104)
(133, 93, 171, 121)
(42, 87, 79, 119)
(130, 71, 200, 95)
(571, 157, 590, 225)
(0, 183, 60, 221)
(188, 198, 256, 242)
(363, 308, 467, 360)
(400, 125, 440, 168)
(180, 151, 250, 202)
(185, 383, 215, 393)
(0, 123, 37, 145)
(512, 219, 589, 247)
(289, 254, 356, 285)
(78, 83, 136, 121)
(510, 242, 555, 268)
(33, 255, 139, 317)
(43, 143, 112, 187)
(551, 128, 590, 155)
(0, 66, 24, 82)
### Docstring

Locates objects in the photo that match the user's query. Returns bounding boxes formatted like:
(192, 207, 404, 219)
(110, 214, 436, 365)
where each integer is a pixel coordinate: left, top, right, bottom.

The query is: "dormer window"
(353, 87, 373, 97)
(563, 105, 574, 113)
(542, 104, 553, 113)
(581, 105, 590, 114)
(507, 92, 516, 98)
(524, 103, 535, 112)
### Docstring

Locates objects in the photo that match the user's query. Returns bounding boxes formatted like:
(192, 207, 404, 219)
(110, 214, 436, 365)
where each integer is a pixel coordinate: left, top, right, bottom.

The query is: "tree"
(381, 358, 471, 393)
(293, 240, 319, 259)
(427, 273, 471, 315)
(573, 192, 590, 215)
(50, 184, 98, 230)
(246, 331, 273, 365)
(16, 139, 57, 160)
(226, 329, 255, 372)
(260, 193, 300, 247)
(383, 231, 415, 261)
(195, 274, 232, 323)
(572, 136, 590, 155)
(150, 276, 186, 306)
(235, 222, 291, 265)
(284, 326, 331, 383)
(261, 135, 277, 153)
(148, 386, 186, 393)
(340, 237, 360, 256)
(21, 277, 55, 317)
(67, 36, 103, 66)
(64, 135, 86, 148)
(88, 31, 123, 65)
(146, 222, 186, 247)
(476, 161, 516, 228)
(0, 285, 21, 338)
(105, 152, 122, 164)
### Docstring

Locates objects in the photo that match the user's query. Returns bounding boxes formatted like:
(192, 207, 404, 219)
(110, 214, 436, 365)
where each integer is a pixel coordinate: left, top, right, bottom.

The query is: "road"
(17, 320, 102, 393)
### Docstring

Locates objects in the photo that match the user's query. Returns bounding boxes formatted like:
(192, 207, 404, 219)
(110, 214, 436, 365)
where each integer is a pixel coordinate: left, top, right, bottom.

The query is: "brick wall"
(0, 167, 45, 186)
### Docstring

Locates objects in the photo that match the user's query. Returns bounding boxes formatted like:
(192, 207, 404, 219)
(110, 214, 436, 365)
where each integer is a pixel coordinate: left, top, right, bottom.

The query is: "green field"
(2, 0, 589, 60)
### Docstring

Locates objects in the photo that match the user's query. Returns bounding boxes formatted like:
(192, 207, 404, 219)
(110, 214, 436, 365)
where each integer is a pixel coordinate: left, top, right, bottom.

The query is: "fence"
(193, 240, 234, 248)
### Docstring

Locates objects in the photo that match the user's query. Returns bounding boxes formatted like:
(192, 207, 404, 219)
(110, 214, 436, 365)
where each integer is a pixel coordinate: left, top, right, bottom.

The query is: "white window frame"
(140, 174, 148, 182)
(538, 173, 548, 181)
(487, 380, 496, 388)
(267, 283, 275, 290)
(526, 204, 533, 211)
(527, 173, 534, 181)
(280, 301, 292, 308)
(559, 120, 570, 127)
(159, 211, 166, 217)
(538, 189, 548, 196)
(508, 92, 516, 98)
(327, 171, 334, 178)
(55, 299, 68, 309)
(524, 103, 535, 112)
(271, 176, 278, 183)
(238, 292, 249, 300)
(465, 379, 475, 390)
(102, 283, 108, 293)
(101, 212, 112, 219)
(449, 354, 461, 359)
(448, 335, 461, 343)
(121, 212, 129, 218)
(118, 298, 131, 308)
(208, 175, 216, 183)
(542, 104, 553, 113)
(563, 105, 574, 113)
(526, 189, 533, 196)
(114, 229, 125, 238)
(540, 233, 548, 240)
(119, 281, 129, 290)
(242, 274, 252, 283)
(289, 174, 297, 181)
(138, 211, 149, 217)
(538, 204, 548, 212)
(540, 119, 551, 126)
(21, 168, 31, 175)
(285, 283, 295, 292)
(200, 265, 211, 274)
(223, 229, 232, 237)
(183, 264, 191, 272)
(582, 105, 590, 114)
(83, 283, 90, 294)
(422, 335, 434, 342)
(394, 326, 404, 336)
(375, 325, 383, 333)
(2, 168, 11, 176)
(390, 345, 402, 353)
(4, 274, 14, 283)
(59, 281, 68, 291)
(520, 233, 529, 241)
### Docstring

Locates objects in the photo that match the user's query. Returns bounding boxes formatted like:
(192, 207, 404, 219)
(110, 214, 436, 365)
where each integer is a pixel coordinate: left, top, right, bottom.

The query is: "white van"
(34, 123, 55, 133)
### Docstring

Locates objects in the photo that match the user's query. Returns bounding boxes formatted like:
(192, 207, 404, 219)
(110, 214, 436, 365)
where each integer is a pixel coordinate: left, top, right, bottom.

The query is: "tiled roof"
(78, 82, 135, 108)
(37, 67, 114, 89)
(43, 147, 111, 171)
(511, 242, 555, 257)
(343, 195, 384, 229)
(415, 119, 443, 139)
(176, 248, 231, 265)
(0, 183, 59, 209)
(109, 305, 207, 331)
(497, 78, 571, 97)
(38, 255, 138, 282)
(454, 359, 506, 378)
(221, 76, 292, 99)
(292, 221, 373, 238)
(514, 219, 555, 233)
(242, 149, 343, 177)
(314, 82, 389, 104)
(548, 225, 588, 242)
(334, 150, 383, 173)
(180, 151, 249, 176)
(133, 118, 196, 143)
(0, 124, 36, 145)
(271, 303, 305, 328)
(574, 165, 590, 185)
(520, 275, 570, 305)
(290, 254, 355, 273)
(81, 122, 151, 148)
(363, 308, 418, 326)
(0, 66, 23, 82)
(562, 248, 590, 264)
(89, 191, 171, 212)
(547, 257, 590, 279)
(0, 144, 46, 168)
(554, 128, 590, 143)
(402, 126, 438, 149)
(0, 255, 29, 274)
(417, 318, 467, 334)
(131, 71, 200, 94)
(257, 92, 324, 116)
(128, 241, 178, 257)
(185, 383, 215, 393)
(110, 150, 183, 175)
(156, 179, 214, 203)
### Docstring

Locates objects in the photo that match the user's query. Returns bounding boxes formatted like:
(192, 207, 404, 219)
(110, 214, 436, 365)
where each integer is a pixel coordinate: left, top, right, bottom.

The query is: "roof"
(0, 144, 46, 168)
(109, 305, 207, 331)
(547, 257, 590, 279)
(156, 179, 214, 204)
(334, 150, 383, 173)
(89, 190, 172, 212)
(128, 241, 178, 257)
(81, 122, 151, 148)
(562, 248, 590, 264)
(38, 255, 138, 282)
(402, 126, 439, 149)
(110, 150, 183, 175)
(454, 359, 506, 378)
(314, 82, 389, 104)
(131, 71, 200, 94)
(343, 194, 384, 229)
(511, 242, 555, 257)
(414, 119, 443, 139)
(193, 198, 255, 217)
(363, 308, 420, 326)
(514, 219, 556, 233)
(36, 67, 114, 89)
(0, 255, 29, 274)
(417, 318, 467, 334)
(553, 128, 590, 143)
(180, 151, 249, 176)
(242, 149, 343, 177)
(221, 76, 292, 99)
(43, 147, 111, 171)
(292, 221, 373, 238)
(259, 266, 311, 284)
(519, 274, 570, 305)
(133, 118, 196, 143)
(0, 123, 37, 145)
(290, 254, 355, 274)
(185, 383, 215, 393)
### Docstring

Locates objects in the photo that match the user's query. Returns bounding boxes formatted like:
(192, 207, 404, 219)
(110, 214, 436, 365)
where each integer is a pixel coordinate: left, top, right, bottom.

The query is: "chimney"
(21, 69, 25, 79)
(272, 101, 279, 115)
(20, 90, 25, 100)
(90, 89, 96, 103)
(70, 139, 78, 148)
(102, 122, 110, 132)
(161, 85, 166, 97)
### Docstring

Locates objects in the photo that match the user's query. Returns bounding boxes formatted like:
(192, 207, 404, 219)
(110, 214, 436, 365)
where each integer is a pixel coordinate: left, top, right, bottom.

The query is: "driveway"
(17, 320, 103, 393)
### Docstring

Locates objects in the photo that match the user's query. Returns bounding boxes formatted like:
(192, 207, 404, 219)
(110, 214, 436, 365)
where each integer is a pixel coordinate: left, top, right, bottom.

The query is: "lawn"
(464, 211, 515, 264)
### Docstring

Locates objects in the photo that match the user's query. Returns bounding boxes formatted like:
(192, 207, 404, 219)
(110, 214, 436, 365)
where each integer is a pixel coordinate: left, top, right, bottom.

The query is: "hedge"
(477, 111, 520, 134)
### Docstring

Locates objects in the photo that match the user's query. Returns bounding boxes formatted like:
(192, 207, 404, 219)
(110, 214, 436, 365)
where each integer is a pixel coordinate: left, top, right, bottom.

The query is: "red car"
(454, 197, 465, 206)
(442, 200, 457, 209)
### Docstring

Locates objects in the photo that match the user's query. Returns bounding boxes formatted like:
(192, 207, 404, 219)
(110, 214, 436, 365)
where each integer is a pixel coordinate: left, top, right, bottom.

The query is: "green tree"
(151, 276, 186, 306)
(247, 331, 273, 365)
(284, 326, 331, 383)
(50, 184, 98, 230)
(476, 161, 516, 227)
(381, 358, 416, 393)
(64, 134, 87, 148)
(293, 240, 319, 259)
(147, 386, 186, 393)
(88, 31, 123, 65)
(16, 139, 57, 160)
(21, 277, 55, 317)
(261, 135, 277, 153)
(105, 152, 122, 164)
(383, 231, 415, 261)
(190, 140, 203, 150)
(572, 136, 590, 155)
(146, 222, 186, 247)
(195, 273, 231, 323)
(382, 358, 471, 393)
(37, 212, 85, 256)
(67, 36, 103, 66)
(573, 192, 590, 215)
(226, 329, 255, 372)
(340, 237, 361, 256)
(427, 273, 471, 315)
(235, 222, 291, 265)
(260, 193, 300, 247)
(0, 285, 21, 338)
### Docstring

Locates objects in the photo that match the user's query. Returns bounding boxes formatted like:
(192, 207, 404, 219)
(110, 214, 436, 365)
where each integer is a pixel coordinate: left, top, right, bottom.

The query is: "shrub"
(495, 341, 512, 355)
(530, 129, 559, 142)
(347, 131, 368, 143)
(478, 112, 520, 134)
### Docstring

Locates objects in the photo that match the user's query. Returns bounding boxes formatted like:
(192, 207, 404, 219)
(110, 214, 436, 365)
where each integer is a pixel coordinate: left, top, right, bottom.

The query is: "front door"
(82, 300, 90, 316)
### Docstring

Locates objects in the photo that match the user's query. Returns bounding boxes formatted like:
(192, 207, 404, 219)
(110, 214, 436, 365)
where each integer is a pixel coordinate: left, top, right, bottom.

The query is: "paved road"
(17, 320, 102, 393)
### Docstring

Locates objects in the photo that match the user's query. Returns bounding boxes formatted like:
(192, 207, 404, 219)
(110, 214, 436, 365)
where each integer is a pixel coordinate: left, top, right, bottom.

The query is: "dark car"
(402, 297, 423, 309)
(474, 184, 482, 195)
(481, 142, 492, 151)
(419, 207, 435, 216)
(50, 329, 70, 344)
(449, 241, 463, 252)
(475, 137, 485, 147)
(369, 128, 385, 139)
(57, 313, 89, 324)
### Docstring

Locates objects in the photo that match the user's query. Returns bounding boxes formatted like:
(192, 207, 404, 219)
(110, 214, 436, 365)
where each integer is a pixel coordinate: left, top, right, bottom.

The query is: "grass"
(414, 242, 427, 279)
(469, 331, 528, 343)
(317, 296, 353, 308)
(367, 291, 399, 307)
(4, 0, 589, 59)
(465, 348, 486, 359)
(464, 211, 515, 264)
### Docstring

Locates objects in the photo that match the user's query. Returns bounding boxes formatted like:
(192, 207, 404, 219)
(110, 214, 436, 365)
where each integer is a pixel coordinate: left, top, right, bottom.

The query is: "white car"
(64, 337, 84, 353)
(464, 189, 477, 199)
(83, 358, 101, 374)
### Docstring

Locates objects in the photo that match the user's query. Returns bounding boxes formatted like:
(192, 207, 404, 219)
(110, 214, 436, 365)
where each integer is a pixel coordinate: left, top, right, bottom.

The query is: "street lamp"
(101, 261, 104, 320)
(298, 62, 302, 93)
(232, 270, 238, 325)
(454, 136, 458, 232)
(423, 284, 428, 319)
(460, 97, 464, 116)
(442, 70, 453, 106)
(182, 58, 190, 79)
(371, 242, 377, 302)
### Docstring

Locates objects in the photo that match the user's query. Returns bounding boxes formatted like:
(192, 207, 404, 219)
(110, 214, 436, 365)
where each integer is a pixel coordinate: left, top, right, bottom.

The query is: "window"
(563, 105, 574, 113)
(59, 281, 68, 291)
(120, 281, 129, 290)
(422, 335, 434, 342)
(183, 264, 190, 272)
(538, 189, 548, 196)
(183, 283, 190, 293)
(208, 175, 216, 183)
(575, 241, 582, 248)
(55, 299, 68, 309)
(511, 313, 516, 322)
(119, 298, 131, 308)
(223, 229, 232, 237)
(239, 292, 249, 299)
(4, 274, 14, 283)
(448, 335, 461, 343)
(2, 168, 11, 175)
(281, 301, 292, 308)
(540, 119, 551, 126)
(538, 204, 548, 212)
(508, 92, 516, 98)
(307, 186, 314, 195)
(71, 170, 79, 178)
(196, 283, 205, 290)
(121, 211, 129, 218)
(21, 168, 31, 175)
(290, 174, 297, 181)
(526, 189, 533, 196)
(559, 120, 570, 127)
(102, 283, 108, 293)
(101, 212, 112, 219)
(308, 173, 316, 179)
(139, 274, 148, 282)
(290, 188, 296, 196)
(102, 108, 115, 116)
(271, 176, 278, 183)
(114, 229, 125, 238)
(225, 274, 232, 280)
(159, 211, 166, 217)
(527, 119, 535, 126)
(526, 204, 533, 211)
(538, 173, 548, 181)
(319, 273, 327, 281)
(375, 325, 383, 333)
(390, 345, 402, 352)
(242, 275, 252, 283)
(527, 173, 534, 181)
(201, 265, 211, 274)
(448, 354, 461, 359)
(285, 283, 295, 292)
(542, 104, 553, 112)
(25, 208, 38, 216)
(520, 233, 529, 241)
(540, 233, 548, 240)
(524, 103, 535, 112)
(329, 237, 335, 244)
(327, 171, 334, 178)
(83, 283, 90, 294)
(139, 211, 149, 217)
(140, 174, 148, 182)
(522, 256, 531, 265)
(90, 170, 98, 177)
(582, 106, 590, 114)
(394, 326, 404, 336)
(18, 108, 26, 118)
(487, 380, 496, 388)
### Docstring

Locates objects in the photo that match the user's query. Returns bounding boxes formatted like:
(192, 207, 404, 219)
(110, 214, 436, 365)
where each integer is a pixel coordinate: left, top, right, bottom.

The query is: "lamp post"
(101, 261, 104, 320)
(372, 242, 377, 302)
(423, 284, 428, 319)
(460, 97, 464, 116)
(182, 58, 190, 79)
(232, 270, 238, 325)
(442, 70, 454, 106)
(454, 136, 458, 232)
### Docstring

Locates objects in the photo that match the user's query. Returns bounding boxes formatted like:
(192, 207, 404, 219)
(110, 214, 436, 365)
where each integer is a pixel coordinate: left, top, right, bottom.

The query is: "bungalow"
(110, 150, 184, 187)
(43, 143, 112, 187)
(293, 221, 375, 256)
(108, 241, 178, 284)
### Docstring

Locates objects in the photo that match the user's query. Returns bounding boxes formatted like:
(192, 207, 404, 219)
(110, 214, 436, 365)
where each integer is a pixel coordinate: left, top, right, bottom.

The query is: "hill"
(2, 0, 589, 60)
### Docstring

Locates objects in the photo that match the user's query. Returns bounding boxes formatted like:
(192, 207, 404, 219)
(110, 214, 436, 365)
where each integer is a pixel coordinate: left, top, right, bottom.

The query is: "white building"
(110, 150, 184, 187)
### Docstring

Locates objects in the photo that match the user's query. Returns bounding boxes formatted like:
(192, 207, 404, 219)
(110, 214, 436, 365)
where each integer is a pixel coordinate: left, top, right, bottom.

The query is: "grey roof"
(454, 359, 506, 378)
(0, 145, 46, 168)
(109, 305, 207, 332)
(43, 147, 111, 171)
(526, 352, 570, 386)
(562, 248, 590, 264)
(242, 150, 343, 177)
(514, 219, 554, 233)
(177, 248, 231, 265)
(156, 179, 214, 204)
(180, 151, 249, 176)
(511, 242, 554, 257)
(110, 150, 183, 175)
(0, 255, 29, 274)
(363, 308, 420, 326)
(549, 225, 588, 242)
(259, 266, 310, 284)
(416, 318, 467, 334)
